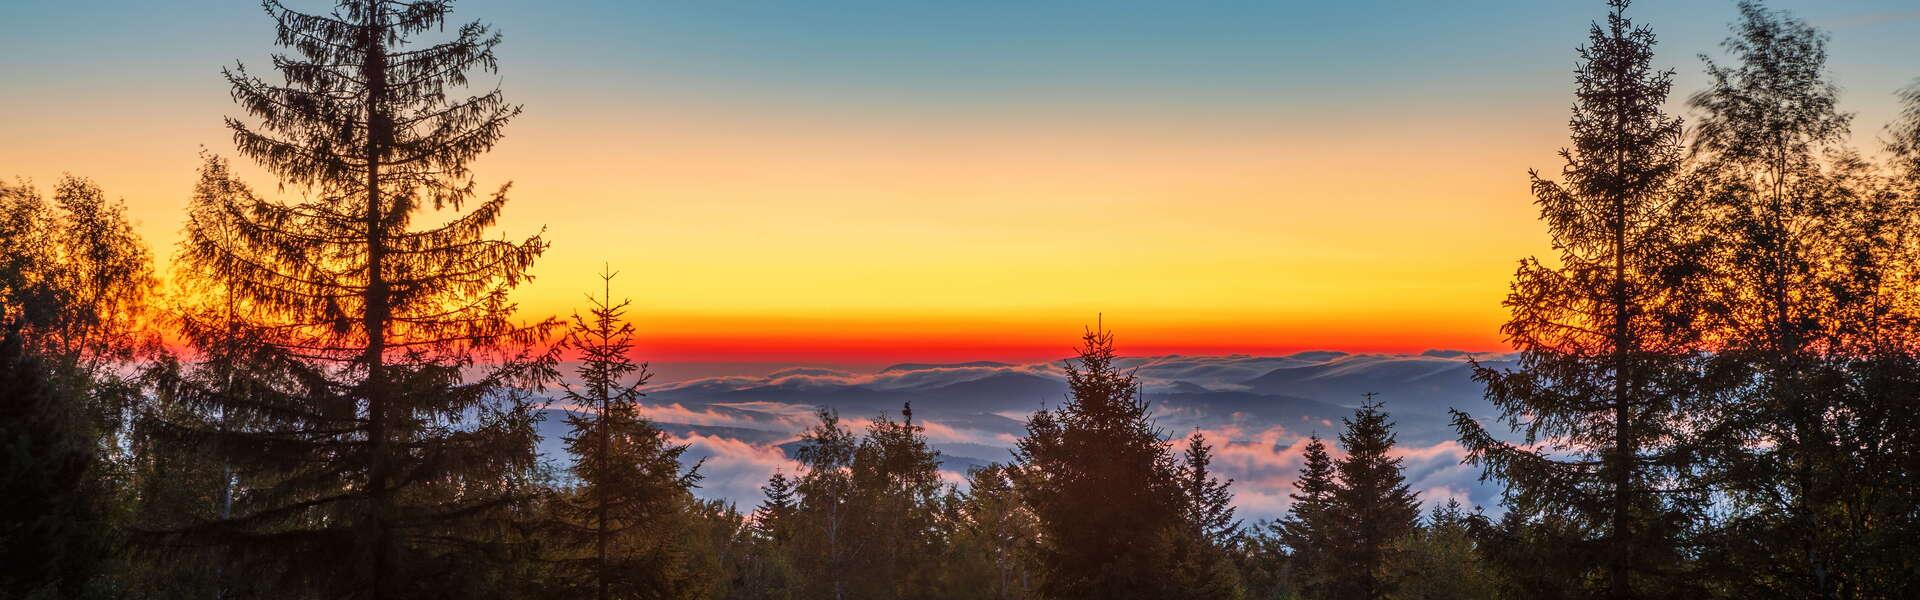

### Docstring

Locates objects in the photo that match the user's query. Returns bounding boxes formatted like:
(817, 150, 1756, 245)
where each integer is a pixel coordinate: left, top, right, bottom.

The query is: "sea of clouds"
(537, 350, 1522, 524)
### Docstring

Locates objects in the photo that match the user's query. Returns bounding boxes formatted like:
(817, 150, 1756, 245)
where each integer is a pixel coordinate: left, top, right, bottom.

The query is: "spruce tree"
(1275, 435, 1336, 600)
(753, 470, 798, 544)
(1452, 1, 1707, 597)
(1326, 399, 1420, 600)
(551, 268, 702, 600)
(1170, 431, 1244, 600)
(1179, 431, 1239, 546)
(142, 1, 552, 596)
(1013, 325, 1191, 600)
(764, 407, 950, 599)
(734, 470, 801, 599)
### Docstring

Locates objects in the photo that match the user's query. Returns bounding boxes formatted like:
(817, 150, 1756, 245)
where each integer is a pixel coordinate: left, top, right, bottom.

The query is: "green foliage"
(1324, 400, 1421, 600)
(12, 1, 1920, 598)
(945, 464, 1041, 600)
(1014, 325, 1241, 600)
(777, 407, 951, 599)
(1275, 434, 1337, 600)
(1015, 327, 1185, 599)
(1683, 2, 1920, 598)
(1388, 501, 1499, 600)
(1453, 2, 1710, 598)
(1473, 508, 1591, 600)
(0, 175, 154, 600)
(548, 269, 705, 600)
(137, 1, 555, 596)
(0, 323, 116, 599)
(1171, 432, 1245, 600)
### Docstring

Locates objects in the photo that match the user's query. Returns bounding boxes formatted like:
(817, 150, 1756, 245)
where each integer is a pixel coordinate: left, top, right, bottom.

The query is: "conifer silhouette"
(551, 268, 701, 600)
(143, 1, 553, 596)
(1276, 434, 1336, 600)
(1453, 1, 1709, 597)
(1326, 399, 1420, 600)
(1013, 325, 1198, 599)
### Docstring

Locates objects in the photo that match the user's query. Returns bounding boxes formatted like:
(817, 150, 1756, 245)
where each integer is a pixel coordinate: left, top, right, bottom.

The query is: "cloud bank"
(539, 350, 1519, 522)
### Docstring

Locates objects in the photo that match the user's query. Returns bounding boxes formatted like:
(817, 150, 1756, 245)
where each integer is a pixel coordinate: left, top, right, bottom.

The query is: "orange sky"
(8, 1, 1915, 365)
(7, 97, 1544, 363)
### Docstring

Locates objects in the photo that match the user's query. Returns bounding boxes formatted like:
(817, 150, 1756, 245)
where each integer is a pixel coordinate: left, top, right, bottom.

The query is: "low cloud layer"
(541, 350, 1519, 522)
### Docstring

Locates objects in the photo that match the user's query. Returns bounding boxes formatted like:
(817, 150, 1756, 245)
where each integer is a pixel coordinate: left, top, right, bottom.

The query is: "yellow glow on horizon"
(4, 94, 1553, 362)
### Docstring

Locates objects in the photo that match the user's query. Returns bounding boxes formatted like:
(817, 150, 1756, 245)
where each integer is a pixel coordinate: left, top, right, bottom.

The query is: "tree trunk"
(360, 2, 394, 595)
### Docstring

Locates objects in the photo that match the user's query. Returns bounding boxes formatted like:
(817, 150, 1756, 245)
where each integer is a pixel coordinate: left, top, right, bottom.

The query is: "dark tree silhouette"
(0, 176, 154, 598)
(0, 177, 154, 369)
(1685, 3, 1916, 598)
(753, 470, 798, 544)
(1275, 434, 1336, 600)
(1012, 325, 1199, 600)
(1180, 430, 1239, 546)
(1389, 501, 1499, 600)
(0, 321, 113, 598)
(1453, 1, 1708, 597)
(950, 464, 1040, 600)
(142, 0, 553, 596)
(1326, 399, 1420, 600)
(0, 176, 155, 445)
(1474, 507, 1590, 599)
(730, 470, 801, 599)
(1893, 81, 1920, 184)
(790, 409, 858, 600)
(1169, 431, 1245, 600)
(846, 408, 947, 598)
(551, 268, 702, 600)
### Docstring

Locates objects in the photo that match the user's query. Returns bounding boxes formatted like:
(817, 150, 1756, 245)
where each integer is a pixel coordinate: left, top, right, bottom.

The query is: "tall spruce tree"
(142, 1, 553, 596)
(1326, 399, 1420, 600)
(1275, 435, 1336, 600)
(1013, 325, 1193, 600)
(552, 268, 702, 600)
(136, 161, 298, 598)
(1452, 1, 1707, 597)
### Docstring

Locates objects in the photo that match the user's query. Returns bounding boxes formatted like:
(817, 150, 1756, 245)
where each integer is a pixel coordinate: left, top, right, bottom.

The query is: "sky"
(4, 0, 1919, 369)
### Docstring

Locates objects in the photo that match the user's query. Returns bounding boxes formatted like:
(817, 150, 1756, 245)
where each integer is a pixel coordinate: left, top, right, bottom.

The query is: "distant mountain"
(1239, 353, 1514, 415)
(538, 352, 1513, 521)
(880, 361, 1015, 373)
(916, 371, 1068, 413)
